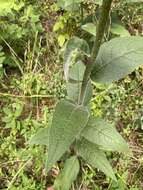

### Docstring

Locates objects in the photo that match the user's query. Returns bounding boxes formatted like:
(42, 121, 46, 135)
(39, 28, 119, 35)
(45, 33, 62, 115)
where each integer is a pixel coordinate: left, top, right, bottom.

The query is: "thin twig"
(0, 92, 55, 98)
(7, 158, 32, 190)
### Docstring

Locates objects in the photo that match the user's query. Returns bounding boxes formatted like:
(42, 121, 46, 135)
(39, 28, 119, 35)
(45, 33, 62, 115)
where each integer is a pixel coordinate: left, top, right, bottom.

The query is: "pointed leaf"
(46, 100, 89, 171)
(91, 37, 143, 83)
(82, 117, 130, 154)
(28, 127, 50, 146)
(54, 156, 80, 190)
(75, 138, 116, 181)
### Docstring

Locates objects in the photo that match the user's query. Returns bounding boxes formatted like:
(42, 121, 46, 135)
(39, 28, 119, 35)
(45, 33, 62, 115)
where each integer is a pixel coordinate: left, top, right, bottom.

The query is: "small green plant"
(29, 0, 143, 189)
(2, 101, 23, 129)
(0, 0, 43, 77)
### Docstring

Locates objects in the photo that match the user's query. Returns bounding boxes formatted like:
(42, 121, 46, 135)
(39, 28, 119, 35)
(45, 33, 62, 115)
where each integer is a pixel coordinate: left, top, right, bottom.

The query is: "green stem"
(79, 0, 113, 104)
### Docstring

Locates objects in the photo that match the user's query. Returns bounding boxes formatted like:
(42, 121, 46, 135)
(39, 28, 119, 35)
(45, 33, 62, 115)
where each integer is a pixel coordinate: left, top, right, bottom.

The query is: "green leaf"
(66, 59, 92, 105)
(95, 0, 103, 5)
(64, 37, 90, 81)
(75, 138, 116, 181)
(0, 0, 14, 13)
(46, 100, 89, 171)
(110, 13, 130, 37)
(57, 0, 83, 11)
(111, 24, 130, 37)
(67, 61, 92, 105)
(126, 0, 143, 3)
(91, 37, 143, 83)
(81, 23, 96, 36)
(81, 117, 130, 154)
(28, 127, 50, 145)
(54, 156, 80, 190)
(69, 60, 86, 81)
(67, 80, 93, 105)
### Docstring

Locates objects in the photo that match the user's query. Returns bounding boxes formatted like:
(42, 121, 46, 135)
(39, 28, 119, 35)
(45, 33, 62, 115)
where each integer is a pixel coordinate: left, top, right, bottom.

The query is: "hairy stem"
(79, 0, 113, 104)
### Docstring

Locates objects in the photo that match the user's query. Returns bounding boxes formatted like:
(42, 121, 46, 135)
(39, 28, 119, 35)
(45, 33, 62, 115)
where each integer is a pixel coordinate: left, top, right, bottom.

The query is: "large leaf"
(67, 80, 93, 105)
(54, 156, 80, 190)
(75, 138, 116, 181)
(46, 100, 89, 171)
(64, 37, 90, 81)
(28, 127, 50, 146)
(81, 117, 130, 154)
(69, 60, 85, 81)
(91, 37, 143, 83)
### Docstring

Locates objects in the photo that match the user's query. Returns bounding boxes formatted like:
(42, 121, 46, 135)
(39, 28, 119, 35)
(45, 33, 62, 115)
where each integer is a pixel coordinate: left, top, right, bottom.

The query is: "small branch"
(79, 0, 113, 104)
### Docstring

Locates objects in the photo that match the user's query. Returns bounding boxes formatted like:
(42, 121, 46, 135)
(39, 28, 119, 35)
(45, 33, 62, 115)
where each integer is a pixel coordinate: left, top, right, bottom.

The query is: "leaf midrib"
(85, 125, 127, 151)
(94, 47, 143, 74)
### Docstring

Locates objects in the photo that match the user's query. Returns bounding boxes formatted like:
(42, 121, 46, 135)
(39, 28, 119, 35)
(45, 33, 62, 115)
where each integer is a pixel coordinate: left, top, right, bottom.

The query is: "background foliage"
(0, 0, 143, 190)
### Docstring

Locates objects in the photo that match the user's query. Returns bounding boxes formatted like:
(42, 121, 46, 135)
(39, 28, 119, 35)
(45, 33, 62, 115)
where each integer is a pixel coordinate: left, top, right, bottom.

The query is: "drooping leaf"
(54, 156, 80, 190)
(75, 138, 116, 181)
(64, 37, 90, 81)
(81, 117, 130, 154)
(46, 100, 89, 171)
(111, 24, 130, 37)
(91, 37, 143, 83)
(67, 80, 93, 105)
(81, 23, 96, 36)
(28, 127, 50, 146)
(110, 12, 130, 37)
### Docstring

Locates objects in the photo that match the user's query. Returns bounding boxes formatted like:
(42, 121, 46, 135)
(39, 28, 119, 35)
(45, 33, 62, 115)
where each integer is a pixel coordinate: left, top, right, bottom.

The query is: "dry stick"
(0, 92, 54, 98)
(79, 0, 113, 104)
